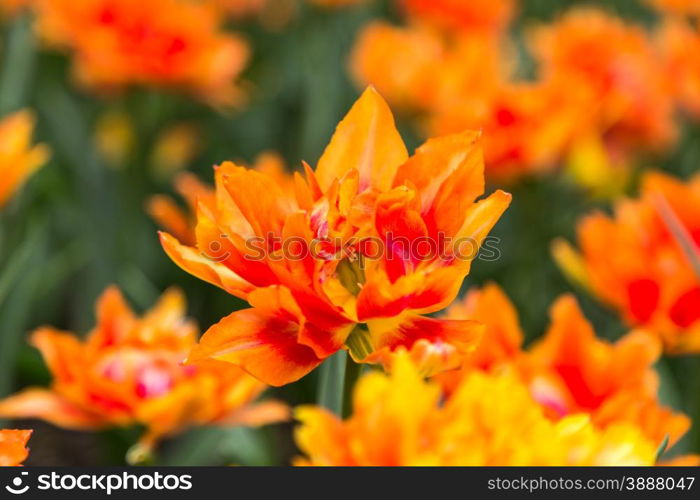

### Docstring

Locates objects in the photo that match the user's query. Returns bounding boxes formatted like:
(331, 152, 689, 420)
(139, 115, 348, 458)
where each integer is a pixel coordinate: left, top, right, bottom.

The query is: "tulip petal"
(188, 287, 323, 386)
(222, 164, 293, 238)
(315, 87, 408, 192)
(394, 131, 485, 238)
(0, 429, 32, 467)
(364, 314, 484, 364)
(159, 231, 254, 299)
(219, 400, 290, 426)
(453, 189, 512, 251)
(30, 327, 85, 384)
(0, 389, 105, 429)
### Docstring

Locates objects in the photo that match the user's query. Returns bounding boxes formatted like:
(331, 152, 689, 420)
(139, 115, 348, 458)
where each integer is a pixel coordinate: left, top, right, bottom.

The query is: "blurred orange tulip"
(294, 354, 656, 465)
(558, 171, 700, 354)
(523, 296, 690, 448)
(436, 285, 690, 450)
(399, 0, 515, 33)
(429, 80, 588, 182)
(31, 0, 249, 106)
(0, 110, 50, 208)
(0, 287, 287, 454)
(657, 19, 700, 118)
(530, 9, 676, 166)
(648, 0, 700, 16)
(160, 88, 510, 385)
(0, 430, 32, 466)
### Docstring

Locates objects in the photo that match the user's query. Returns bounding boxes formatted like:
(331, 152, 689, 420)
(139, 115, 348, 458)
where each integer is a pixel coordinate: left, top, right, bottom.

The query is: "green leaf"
(655, 434, 670, 463)
(0, 13, 37, 114)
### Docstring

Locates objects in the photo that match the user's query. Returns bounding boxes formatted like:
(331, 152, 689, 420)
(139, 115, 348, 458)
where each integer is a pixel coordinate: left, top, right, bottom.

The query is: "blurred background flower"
(0, 429, 32, 466)
(0, 109, 49, 207)
(0, 287, 288, 463)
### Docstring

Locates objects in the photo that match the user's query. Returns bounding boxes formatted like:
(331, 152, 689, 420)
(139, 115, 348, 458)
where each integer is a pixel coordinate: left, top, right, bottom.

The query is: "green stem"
(342, 356, 362, 418)
(316, 351, 347, 415)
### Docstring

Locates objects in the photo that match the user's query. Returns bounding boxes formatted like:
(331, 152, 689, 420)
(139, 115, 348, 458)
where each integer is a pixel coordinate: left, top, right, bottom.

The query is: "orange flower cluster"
(657, 19, 700, 118)
(531, 10, 676, 181)
(398, 0, 514, 32)
(434, 285, 691, 452)
(159, 88, 511, 386)
(0, 430, 32, 466)
(649, 0, 700, 16)
(27, 0, 249, 106)
(294, 354, 657, 466)
(351, 3, 693, 186)
(0, 287, 287, 454)
(0, 110, 50, 208)
(554, 171, 700, 354)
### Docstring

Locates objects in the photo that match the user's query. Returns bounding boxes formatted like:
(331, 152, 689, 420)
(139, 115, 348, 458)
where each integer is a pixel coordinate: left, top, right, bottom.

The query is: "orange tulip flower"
(0, 287, 287, 454)
(657, 19, 700, 118)
(160, 88, 511, 385)
(556, 171, 700, 354)
(522, 295, 690, 448)
(0, 430, 32, 466)
(350, 23, 447, 112)
(294, 354, 656, 466)
(398, 0, 515, 33)
(429, 80, 588, 182)
(351, 23, 505, 116)
(530, 9, 676, 161)
(0, 110, 50, 208)
(648, 0, 700, 16)
(436, 285, 690, 449)
(31, 0, 249, 106)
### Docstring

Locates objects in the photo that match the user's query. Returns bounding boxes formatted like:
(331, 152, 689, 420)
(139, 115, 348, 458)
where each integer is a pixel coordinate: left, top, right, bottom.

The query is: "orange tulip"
(530, 9, 676, 162)
(160, 88, 511, 385)
(523, 295, 690, 448)
(398, 0, 515, 33)
(436, 285, 690, 449)
(657, 19, 700, 118)
(294, 354, 656, 466)
(429, 80, 588, 182)
(648, 0, 700, 16)
(0, 287, 287, 454)
(351, 23, 505, 116)
(350, 23, 447, 112)
(0, 110, 50, 208)
(0, 430, 32, 466)
(557, 171, 700, 354)
(31, 0, 249, 106)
